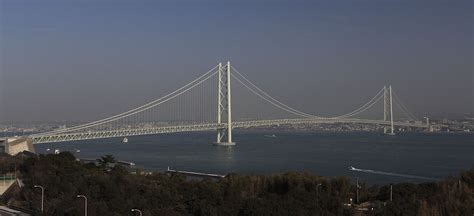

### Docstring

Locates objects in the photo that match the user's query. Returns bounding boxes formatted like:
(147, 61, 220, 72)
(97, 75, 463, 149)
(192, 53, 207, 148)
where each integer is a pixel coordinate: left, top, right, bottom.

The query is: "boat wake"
(348, 166, 440, 181)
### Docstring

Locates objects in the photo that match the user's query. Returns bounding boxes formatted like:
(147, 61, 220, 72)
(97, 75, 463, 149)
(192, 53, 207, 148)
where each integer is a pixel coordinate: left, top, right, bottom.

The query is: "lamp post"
(34, 185, 44, 213)
(76, 195, 87, 216)
(316, 183, 322, 194)
(131, 208, 143, 216)
(390, 184, 393, 202)
(356, 178, 360, 204)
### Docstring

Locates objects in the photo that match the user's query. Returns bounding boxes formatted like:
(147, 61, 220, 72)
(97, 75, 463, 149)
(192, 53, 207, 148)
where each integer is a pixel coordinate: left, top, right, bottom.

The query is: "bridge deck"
(30, 118, 427, 144)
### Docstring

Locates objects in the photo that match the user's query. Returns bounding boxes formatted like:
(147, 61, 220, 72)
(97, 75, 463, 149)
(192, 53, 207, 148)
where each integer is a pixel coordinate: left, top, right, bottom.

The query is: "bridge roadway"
(30, 118, 427, 144)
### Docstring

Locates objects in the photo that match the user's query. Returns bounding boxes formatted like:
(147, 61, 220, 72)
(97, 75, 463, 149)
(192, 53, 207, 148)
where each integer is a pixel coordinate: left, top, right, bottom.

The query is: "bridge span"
(31, 118, 427, 144)
(9, 61, 427, 148)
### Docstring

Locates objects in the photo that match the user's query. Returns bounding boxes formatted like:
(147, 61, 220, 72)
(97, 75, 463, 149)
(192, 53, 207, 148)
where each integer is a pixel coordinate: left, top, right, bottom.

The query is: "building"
(0, 137, 34, 155)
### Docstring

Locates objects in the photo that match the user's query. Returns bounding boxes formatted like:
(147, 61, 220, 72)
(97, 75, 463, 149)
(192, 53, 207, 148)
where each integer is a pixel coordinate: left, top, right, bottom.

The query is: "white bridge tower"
(215, 61, 235, 146)
(383, 85, 395, 135)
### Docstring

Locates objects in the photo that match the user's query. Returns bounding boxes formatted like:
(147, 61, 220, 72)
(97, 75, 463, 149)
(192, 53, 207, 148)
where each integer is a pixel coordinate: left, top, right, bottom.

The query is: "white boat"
(264, 134, 277, 138)
(122, 137, 128, 143)
(349, 166, 356, 170)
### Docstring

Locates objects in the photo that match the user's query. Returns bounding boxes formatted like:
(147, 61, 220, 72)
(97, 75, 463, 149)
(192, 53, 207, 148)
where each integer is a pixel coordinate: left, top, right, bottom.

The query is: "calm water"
(34, 131, 474, 185)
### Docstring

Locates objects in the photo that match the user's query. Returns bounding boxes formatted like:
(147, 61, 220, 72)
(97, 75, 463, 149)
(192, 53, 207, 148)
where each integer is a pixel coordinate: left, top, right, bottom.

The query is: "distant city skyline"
(1, 0, 472, 122)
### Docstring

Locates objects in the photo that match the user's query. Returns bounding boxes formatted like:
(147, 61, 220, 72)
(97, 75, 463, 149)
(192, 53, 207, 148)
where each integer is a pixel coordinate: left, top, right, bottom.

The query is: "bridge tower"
(383, 85, 395, 135)
(215, 61, 235, 146)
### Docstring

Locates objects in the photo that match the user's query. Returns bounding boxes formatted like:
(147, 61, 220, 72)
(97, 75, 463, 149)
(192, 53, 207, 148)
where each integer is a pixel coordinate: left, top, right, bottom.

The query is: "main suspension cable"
(34, 65, 219, 136)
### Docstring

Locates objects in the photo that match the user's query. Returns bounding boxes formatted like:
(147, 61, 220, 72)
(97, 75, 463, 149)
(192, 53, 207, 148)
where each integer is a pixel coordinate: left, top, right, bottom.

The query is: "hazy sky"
(0, 0, 472, 122)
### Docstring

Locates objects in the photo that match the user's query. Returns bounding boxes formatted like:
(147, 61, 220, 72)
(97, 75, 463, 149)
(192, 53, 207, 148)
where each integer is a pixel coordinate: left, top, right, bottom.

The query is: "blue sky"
(0, 0, 472, 122)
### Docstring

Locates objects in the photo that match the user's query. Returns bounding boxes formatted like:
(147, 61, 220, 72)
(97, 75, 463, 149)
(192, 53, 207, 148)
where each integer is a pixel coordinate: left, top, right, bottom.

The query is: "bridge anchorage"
(21, 61, 427, 150)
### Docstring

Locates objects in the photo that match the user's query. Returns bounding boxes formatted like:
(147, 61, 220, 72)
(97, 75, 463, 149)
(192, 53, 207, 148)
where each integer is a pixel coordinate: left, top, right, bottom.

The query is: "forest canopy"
(1, 152, 473, 216)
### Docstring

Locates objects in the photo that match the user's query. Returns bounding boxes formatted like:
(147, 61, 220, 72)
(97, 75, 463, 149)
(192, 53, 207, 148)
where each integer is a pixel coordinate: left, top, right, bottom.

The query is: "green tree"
(97, 154, 116, 170)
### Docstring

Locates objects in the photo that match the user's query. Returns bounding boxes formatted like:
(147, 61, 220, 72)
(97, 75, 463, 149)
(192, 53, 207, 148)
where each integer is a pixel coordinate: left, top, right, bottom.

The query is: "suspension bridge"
(6, 62, 428, 151)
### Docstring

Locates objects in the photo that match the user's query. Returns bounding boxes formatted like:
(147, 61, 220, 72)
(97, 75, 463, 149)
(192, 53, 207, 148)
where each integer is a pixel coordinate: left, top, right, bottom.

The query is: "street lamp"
(34, 185, 44, 213)
(356, 178, 360, 204)
(390, 184, 393, 202)
(131, 208, 143, 216)
(315, 183, 323, 207)
(76, 195, 88, 216)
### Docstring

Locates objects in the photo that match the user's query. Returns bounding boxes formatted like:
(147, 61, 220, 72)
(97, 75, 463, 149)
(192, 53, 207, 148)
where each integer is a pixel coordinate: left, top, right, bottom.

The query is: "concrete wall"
(3, 137, 34, 155)
(0, 180, 15, 196)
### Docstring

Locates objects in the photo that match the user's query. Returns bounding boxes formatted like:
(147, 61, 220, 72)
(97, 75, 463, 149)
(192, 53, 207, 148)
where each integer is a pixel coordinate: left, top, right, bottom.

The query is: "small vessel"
(76, 149, 81, 153)
(349, 166, 356, 170)
(46, 148, 51, 152)
(264, 134, 277, 138)
(122, 137, 128, 143)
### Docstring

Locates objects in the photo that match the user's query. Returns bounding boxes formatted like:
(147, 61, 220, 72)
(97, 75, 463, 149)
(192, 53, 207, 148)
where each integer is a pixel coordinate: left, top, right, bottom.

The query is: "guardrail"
(0, 175, 16, 181)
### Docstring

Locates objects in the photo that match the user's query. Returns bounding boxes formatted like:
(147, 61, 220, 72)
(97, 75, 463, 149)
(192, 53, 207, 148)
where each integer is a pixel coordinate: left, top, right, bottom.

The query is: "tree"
(97, 154, 116, 170)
